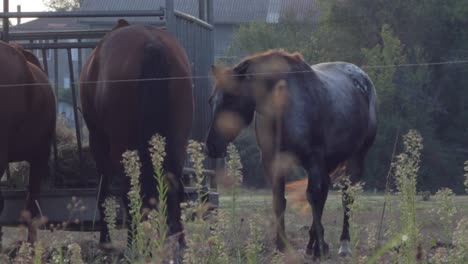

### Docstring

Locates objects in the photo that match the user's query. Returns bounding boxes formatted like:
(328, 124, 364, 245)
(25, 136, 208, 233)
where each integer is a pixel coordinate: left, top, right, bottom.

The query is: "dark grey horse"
(205, 49, 377, 259)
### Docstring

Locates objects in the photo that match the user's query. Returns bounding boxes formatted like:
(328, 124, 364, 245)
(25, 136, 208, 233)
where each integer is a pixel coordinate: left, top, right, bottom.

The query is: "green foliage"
(34, 241, 45, 264)
(43, 0, 80, 11)
(433, 188, 457, 243)
(102, 196, 119, 243)
(228, 13, 315, 62)
(335, 177, 365, 263)
(57, 86, 73, 105)
(393, 130, 422, 263)
(149, 135, 169, 254)
(313, 0, 468, 193)
(464, 161, 468, 193)
(452, 217, 468, 263)
(245, 218, 264, 264)
(233, 126, 265, 187)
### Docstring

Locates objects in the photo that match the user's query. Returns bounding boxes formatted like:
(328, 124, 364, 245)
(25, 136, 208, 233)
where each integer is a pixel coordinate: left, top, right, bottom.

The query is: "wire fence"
(1, 59, 468, 89)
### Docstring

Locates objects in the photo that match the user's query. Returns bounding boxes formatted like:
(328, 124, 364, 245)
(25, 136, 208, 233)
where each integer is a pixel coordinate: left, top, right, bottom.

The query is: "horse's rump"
(80, 22, 193, 244)
(0, 42, 56, 161)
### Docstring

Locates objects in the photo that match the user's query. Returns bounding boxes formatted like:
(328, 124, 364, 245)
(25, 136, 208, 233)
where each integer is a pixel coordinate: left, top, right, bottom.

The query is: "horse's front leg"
(273, 171, 287, 252)
(305, 155, 330, 260)
(164, 166, 185, 247)
(263, 152, 288, 252)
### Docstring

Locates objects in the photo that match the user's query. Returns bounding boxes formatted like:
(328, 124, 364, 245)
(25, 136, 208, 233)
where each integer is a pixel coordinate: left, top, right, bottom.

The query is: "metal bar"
(41, 48, 49, 73)
(77, 39, 82, 73)
(9, 29, 109, 41)
(16, 4, 20, 25)
(0, 10, 165, 19)
(77, 40, 85, 144)
(198, 0, 206, 21)
(207, 0, 214, 25)
(66, 48, 84, 185)
(18, 42, 98, 50)
(39, 46, 56, 186)
(174, 10, 213, 30)
(53, 39, 59, 186)
(2, 0, 9, 42)
(165, 0, 175, 33)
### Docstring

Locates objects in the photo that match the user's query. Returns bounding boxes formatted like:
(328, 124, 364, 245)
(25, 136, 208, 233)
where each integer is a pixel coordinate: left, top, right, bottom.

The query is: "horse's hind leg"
(304, 155, 330, 259)
(0, 150, 7, 215)
(89, 132, 112, 245)
(26, 152, 50, 243)
(338, 153, 366, 257)
(0, 151, 5, 250)
(263, 151, 288, 252)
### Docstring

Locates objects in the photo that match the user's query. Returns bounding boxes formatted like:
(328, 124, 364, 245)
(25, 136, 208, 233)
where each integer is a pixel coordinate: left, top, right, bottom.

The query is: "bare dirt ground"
(1, 189, 467, 263)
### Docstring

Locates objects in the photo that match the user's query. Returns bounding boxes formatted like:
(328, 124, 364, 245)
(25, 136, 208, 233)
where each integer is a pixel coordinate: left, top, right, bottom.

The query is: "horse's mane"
(112, 19, 130, 31)
(233, 49, 310, 76)
(231, 49, 314, 91)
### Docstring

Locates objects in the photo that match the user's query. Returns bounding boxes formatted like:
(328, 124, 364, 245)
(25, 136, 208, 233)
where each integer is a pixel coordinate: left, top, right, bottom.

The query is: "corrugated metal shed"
(78, 0, 317, 25)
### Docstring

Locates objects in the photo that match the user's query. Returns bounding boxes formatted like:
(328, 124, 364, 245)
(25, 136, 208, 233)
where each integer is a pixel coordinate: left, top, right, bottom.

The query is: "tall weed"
(393, 129, 423, 263)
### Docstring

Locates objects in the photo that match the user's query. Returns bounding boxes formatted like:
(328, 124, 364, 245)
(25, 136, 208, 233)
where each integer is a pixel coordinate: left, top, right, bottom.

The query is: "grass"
(1, 190, 467, 263)
(1, 130, 467, 263)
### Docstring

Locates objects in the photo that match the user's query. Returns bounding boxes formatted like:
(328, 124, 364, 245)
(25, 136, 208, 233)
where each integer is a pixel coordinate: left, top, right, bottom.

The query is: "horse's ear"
(211, 65, 221, 78)
(291, 52, 304, 61)
(233, 59, 251, 78)
(112, 19, 130, 31)
(212, 66, 240, 95)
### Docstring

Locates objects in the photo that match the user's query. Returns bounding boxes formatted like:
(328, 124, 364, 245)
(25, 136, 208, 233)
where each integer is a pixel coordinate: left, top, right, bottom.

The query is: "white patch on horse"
(338, 240, 352, 257)
(343, 63, 370, 95)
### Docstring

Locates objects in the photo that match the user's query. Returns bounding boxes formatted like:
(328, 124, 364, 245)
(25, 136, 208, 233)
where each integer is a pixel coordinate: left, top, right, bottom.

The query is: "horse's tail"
(137, 42, 170, 184)
(14, 45, 36, 112)
(365, 74, 378, 130)
(361, 72, 378, 155)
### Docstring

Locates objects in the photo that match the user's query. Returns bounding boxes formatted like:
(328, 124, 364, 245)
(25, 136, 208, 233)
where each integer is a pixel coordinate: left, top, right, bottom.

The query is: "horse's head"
(206, 50, 305, 158)
(205, 64, 256, 158)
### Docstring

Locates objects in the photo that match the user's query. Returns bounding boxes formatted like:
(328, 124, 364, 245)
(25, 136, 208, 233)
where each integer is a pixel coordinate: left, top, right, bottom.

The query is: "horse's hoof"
(338, 240, 352, 257)
(276, 241, 287, 253)
(304, 253, 315, 263)
(98, 242, 115, 252)
(305, 242, 330, 262)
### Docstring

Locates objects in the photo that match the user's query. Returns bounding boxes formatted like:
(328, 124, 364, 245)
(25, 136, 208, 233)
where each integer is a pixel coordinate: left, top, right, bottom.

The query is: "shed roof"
(11, 17, 88, 32)
(78, 0, 318, 25)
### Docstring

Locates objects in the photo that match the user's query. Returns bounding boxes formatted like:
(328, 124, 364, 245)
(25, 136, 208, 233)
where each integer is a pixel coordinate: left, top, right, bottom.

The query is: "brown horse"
(0, 41, 56, 242)
(206, 50, 377, 259)
(80, 19, 193, 248)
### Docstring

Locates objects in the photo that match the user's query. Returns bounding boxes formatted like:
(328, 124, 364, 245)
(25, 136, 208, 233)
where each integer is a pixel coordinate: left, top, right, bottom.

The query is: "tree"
(227, 11, 317, 63)
(314, 0, 468, 193)
(43, 0, 80, 11)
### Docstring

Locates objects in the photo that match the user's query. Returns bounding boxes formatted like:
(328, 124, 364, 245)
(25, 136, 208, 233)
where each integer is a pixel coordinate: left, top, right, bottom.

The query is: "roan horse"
(0, 41, 56, 242)
(80, 19, 193, 248)
(206, 49, 377, 259)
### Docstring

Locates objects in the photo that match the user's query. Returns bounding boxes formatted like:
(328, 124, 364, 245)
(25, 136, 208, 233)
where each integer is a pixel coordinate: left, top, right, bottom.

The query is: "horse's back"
(311, 62, 375, 100)
(309, 62, 377, 168)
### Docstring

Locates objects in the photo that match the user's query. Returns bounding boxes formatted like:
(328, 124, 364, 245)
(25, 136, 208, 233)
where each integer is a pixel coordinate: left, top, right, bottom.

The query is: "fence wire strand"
(1, 59, 468, 88)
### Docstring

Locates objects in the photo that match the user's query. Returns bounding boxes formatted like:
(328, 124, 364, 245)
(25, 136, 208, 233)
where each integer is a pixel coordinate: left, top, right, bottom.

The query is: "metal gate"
(0, 0, 217, 229)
